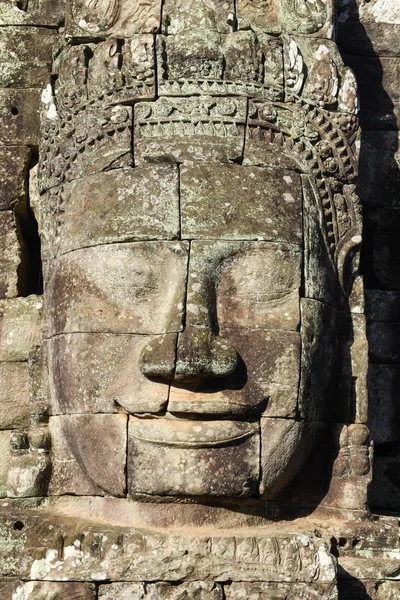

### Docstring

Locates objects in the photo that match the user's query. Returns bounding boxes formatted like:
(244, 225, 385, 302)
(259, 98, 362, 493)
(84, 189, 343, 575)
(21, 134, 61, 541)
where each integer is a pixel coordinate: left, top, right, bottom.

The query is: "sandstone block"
(302, 175, 351, 311)
(99, 582, 223, 600)
(0, 0, 64, 26)
(85, 36, 156, 105)
(260, 418, 320, 498)
(299, 298, 353, 423)
(358, 131, 400, 208)
(185, 240, 301, 331)
(0, 27, 55, 88)
(368, 450, 400, 512)
(57, 165, 180, 254)
(0, 362, 29, 430)
(365, 289, 400, 322)
(99, 583, 145, 600)
(0, 211, 20, 299)
(169, 328, 300, 418)
(0, 296, 43, 362)
(134, 96, 246, 164)
(48, 333, 174, 415)
(337, 0, 400, 57)
(49, 414, 127, 496)
(368, 364, 400, 444)
(367, 208, 400, 289)
(157, 30, 283, 101)
(65, 0, 163, 39)
(368, 321, 400, 363)
(0, 88, 40, 145)
(180, 164, 302, 244)
(17, 522, 336, 583)
(0, 430, 11, 497)
(0, 146, 30, 211)
(225, 582, 338, 600)
(237, 0, 334, 38)
(162, 0, 234, 34)
(343, 55, 400, 130)
(128, 417, 260, 497)
(45, 242, 188, 336)
(0, 580, 96, 599)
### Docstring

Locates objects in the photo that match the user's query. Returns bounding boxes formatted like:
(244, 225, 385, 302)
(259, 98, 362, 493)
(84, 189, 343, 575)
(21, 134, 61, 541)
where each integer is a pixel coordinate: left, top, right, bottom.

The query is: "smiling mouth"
(130, 418, 260, 448)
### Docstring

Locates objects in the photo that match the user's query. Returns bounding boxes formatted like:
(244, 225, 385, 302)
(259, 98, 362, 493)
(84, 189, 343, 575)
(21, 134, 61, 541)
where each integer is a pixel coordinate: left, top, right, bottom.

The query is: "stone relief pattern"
(38, 15, 362, 272)
(2, 0, 399, 598)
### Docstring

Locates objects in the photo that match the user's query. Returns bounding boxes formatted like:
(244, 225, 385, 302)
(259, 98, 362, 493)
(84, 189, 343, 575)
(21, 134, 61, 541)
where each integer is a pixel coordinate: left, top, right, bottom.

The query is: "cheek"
(219, 328, 301, 418)
(48, 333, 175, 415)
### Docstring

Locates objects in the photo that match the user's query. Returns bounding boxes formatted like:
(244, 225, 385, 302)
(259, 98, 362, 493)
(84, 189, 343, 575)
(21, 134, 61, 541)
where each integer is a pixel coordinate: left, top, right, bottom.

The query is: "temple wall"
(337, 0, 400, 514)
(0, 1, 399, 598)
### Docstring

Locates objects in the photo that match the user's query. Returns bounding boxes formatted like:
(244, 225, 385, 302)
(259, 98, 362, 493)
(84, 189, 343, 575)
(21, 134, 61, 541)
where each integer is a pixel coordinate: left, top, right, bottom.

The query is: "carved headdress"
(39, 0, 361, 292)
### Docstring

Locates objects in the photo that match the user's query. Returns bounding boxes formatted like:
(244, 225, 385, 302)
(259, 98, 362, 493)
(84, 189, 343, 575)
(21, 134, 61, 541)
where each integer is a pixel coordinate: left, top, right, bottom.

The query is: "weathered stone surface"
(358, 131, 400, 208)
(99, 582, 223, 600)
(365, 289, 400, 322)
(0, 88, 40, 145)
(343, 55, 400, 130)
(7, 437, 51, 499)
(99, 583, 145, 600)
(0, 296, 43, 362)
(216, 244, 301, 331)
(169, 329, 300, 418)
(0, 0, 377, 590)
(260, 418, 320, 498)
(0, 146, 30, 211)
(337, 0, 400, 57)
(45, 242, 188, 336)
(40, 103, 133, 196)
(57, 165, 180, 254)
(162, 0, 234, 34)
(48, 333, 174, 414)
(134, 97, 246, 164)
(0, 580, 96, 599)
(367, 208, 400, 289)
(236, 0, 334, 38)
(49, 414, 127, 496)
(0, 210, 20, 298)
(66, 0, 163, 39)
(0, 362, 29, 429)
(338, 579, 400, 600)
(302, 175, 352, 311)
(367, 321, 400, 363)
(299, 298, 352, 423)
(180, 164, 302, 243)
(225, 582, 338, 600)
(157, 30, 283, 100)
(0, 0, 64, 26)
(83, 36, 156, 104)
(0, 430, 11, 497)
(128, 417, 260, 497)
(368, 364, 400, 444)
(368, 449, 400, 512)
(14, 512, 336, 583)
(322, 423, 371, 511)
(184, 240, 301, 332)
(0, 27, 55, 88)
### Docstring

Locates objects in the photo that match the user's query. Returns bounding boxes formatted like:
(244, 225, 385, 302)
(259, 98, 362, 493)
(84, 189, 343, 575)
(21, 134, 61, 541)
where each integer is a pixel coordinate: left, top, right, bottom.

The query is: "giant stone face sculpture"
(36, 0, 362, 503)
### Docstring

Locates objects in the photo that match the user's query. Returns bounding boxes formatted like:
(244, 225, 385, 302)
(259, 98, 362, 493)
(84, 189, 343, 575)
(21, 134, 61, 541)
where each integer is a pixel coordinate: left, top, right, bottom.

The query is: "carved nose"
(174, 325, 238, 383)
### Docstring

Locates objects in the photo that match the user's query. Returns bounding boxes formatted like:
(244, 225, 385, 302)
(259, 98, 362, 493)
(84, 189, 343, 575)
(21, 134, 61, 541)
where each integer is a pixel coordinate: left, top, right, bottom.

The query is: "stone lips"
(130, 418, 258, 447)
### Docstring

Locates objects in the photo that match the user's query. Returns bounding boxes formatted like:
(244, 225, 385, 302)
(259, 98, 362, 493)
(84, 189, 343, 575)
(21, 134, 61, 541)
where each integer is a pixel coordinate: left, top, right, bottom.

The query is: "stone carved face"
(40, 0, 361, 502)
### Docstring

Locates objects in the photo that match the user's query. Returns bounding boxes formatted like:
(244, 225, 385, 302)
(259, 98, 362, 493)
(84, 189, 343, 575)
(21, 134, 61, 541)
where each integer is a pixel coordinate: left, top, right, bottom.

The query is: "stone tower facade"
(0, 0, 399, 598)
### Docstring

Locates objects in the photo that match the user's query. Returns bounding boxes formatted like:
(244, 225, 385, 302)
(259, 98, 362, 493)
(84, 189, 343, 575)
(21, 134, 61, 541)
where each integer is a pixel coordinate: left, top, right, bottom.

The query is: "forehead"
(57, 164, 302, 254)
